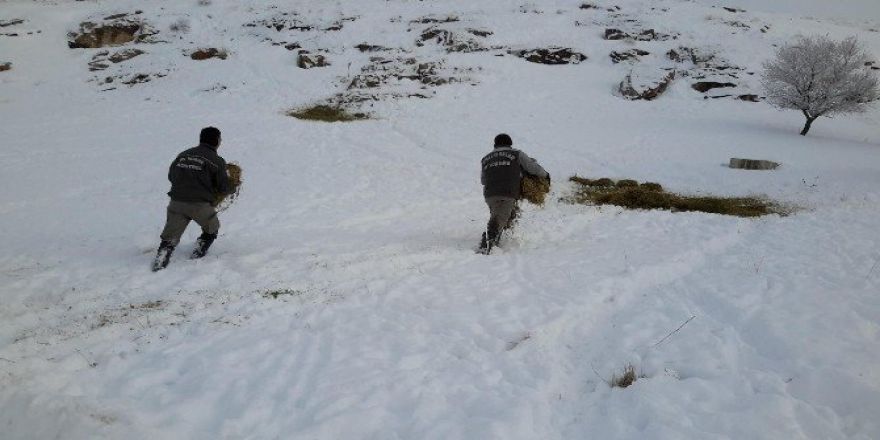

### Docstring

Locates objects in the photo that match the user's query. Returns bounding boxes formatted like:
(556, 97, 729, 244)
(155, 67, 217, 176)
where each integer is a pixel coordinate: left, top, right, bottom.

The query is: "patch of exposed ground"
(189, 47, 228, 60)
(510, 48, 587, 65)
(68, 12, 157, 49)
(244, 11, 357, 33)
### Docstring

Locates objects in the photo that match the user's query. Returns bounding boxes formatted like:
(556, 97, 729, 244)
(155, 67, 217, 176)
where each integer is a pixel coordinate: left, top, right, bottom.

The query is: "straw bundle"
(521, 174, 551, 205)
(565, 175, 785, 217)
(215, 162, 242, 212)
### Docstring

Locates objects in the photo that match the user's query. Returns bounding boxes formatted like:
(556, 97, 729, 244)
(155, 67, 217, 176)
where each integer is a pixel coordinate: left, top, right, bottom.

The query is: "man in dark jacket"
(478, 133, 549, 254)
(152, 127, 231, 271)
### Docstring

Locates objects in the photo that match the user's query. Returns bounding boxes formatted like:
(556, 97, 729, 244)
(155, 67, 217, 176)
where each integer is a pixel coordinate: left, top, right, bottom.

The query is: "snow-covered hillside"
(695, 0, 880, 22)
(1, 0, 879, 439)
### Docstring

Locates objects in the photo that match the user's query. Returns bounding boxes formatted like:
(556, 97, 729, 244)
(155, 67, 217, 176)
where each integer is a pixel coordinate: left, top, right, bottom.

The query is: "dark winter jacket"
(481, 146, 548, 198)
(167, 143, 231, 204)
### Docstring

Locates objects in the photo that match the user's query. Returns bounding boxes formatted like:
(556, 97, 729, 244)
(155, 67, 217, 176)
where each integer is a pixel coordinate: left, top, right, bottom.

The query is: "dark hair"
(494, 133, 512, 147)
(200, 126, 221, 146)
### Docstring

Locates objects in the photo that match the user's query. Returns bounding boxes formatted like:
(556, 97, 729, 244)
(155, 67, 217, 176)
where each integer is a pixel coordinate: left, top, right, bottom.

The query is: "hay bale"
(594, 187, 675, 210)
(569, 176, 614, 187)
(640, 182, 663, 191)
(215, 162, 242, 212)
(569, 175, 594, 186)
(565, 173, 787, 216)
(521, 175, 551, 205)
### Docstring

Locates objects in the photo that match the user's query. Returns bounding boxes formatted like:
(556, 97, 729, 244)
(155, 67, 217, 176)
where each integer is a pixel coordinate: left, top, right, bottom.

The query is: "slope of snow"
(1, 0, 879, 439)
(694, 0, 880, 23)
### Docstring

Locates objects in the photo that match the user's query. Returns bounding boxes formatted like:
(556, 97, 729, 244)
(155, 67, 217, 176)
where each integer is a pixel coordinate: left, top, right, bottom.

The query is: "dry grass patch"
(567, 175, 789, 217)
(287, 105, 369, 122)
(611, 365, 643, 388)
(190, 47, 227, 60)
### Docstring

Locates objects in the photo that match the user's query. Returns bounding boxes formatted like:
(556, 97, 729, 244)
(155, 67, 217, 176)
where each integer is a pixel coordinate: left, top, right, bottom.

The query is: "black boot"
(506, 203, 520, 229)
(477, 232, 492, 254)
(191, 232, 217, 259)
(152, 241, 175, 272)
(477, 221, 499, 255)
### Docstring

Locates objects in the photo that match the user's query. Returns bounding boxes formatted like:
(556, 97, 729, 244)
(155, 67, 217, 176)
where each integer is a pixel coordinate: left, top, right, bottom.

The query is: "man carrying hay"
(478, 133, 549, 254)
(152, 127, 231, 271)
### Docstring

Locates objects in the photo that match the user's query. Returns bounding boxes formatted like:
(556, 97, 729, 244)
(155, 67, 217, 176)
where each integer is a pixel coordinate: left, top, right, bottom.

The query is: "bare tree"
(761, 36, 879, 136)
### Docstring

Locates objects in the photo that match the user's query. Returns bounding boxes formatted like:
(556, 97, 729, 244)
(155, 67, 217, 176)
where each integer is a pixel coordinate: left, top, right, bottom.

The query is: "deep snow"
(1, 0, 879, 439)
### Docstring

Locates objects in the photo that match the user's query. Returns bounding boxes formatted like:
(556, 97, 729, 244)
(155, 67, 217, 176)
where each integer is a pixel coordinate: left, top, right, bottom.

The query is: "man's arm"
(214, 157, 231, 195)
(518, 150, 549, 178)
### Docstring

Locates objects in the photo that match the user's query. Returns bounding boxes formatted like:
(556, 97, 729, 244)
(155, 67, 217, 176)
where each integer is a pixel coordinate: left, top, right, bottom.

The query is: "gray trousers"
(160, 200, 220, 245)
(485, 196, 519, 241)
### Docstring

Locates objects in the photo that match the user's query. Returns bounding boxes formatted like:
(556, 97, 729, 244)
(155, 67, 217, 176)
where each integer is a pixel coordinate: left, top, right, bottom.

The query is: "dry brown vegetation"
(286, 105, 369, 122)
(567, 176, 789, 217)
(611, 365, 641, 388)
(215, 163, 242, 211)
(521, 175, 551, 205)
(190, 48, 228, 60)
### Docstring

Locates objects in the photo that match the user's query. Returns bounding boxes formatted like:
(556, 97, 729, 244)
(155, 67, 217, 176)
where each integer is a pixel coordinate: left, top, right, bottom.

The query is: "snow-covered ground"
(1, 0, 879, 438)
(694, 0, 880, 22)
